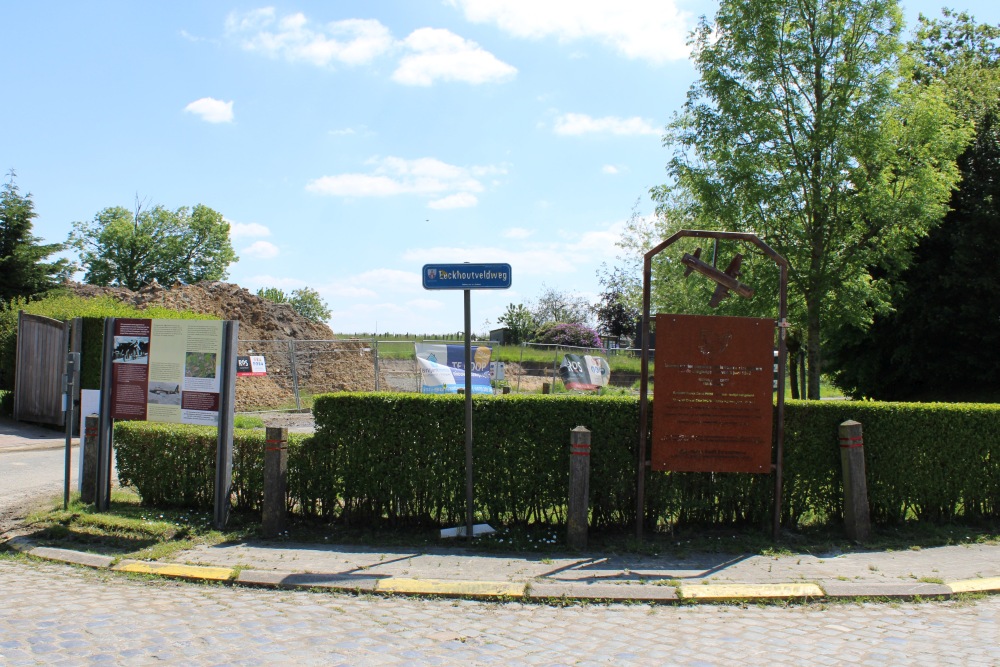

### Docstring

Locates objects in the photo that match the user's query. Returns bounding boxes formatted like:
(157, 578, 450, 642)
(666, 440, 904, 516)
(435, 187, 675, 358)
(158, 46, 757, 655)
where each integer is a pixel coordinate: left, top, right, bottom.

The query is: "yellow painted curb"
(947, 577, 1000, 594)
(114, 561, 234, 581)
(375, 577, 523, 597)
(680, 583, 823, 600)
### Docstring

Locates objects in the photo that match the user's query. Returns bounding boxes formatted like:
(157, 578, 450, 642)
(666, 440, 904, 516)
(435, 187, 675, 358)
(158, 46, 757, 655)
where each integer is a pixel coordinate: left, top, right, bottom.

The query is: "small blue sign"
(422, 263, 512, 290)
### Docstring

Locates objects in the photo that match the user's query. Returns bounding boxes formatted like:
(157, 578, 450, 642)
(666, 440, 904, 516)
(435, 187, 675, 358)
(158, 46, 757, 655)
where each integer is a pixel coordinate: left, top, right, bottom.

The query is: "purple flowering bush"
(534, 322, 602, 348)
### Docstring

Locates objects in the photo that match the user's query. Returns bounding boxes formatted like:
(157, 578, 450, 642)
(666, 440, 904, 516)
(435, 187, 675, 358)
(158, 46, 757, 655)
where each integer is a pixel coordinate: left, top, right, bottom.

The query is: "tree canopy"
(0, 174, 72, 305)
(69, 202, 237, 291)
(652, 0, 970, 397)
(256, 286, 332, 323)
(827, 10, 1000, 399)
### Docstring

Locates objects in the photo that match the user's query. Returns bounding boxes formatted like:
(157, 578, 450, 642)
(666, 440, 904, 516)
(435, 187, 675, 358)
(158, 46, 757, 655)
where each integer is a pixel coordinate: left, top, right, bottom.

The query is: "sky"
(3, 0, 998, 335)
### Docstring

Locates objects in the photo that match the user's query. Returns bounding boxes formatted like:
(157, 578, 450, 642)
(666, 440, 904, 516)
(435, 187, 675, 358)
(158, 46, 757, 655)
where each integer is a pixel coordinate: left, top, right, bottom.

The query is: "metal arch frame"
(636, 230, 789, 541)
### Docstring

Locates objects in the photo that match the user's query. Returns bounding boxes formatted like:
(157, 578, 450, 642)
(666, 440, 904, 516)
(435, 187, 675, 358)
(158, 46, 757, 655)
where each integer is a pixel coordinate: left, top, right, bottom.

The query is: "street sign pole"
(422, 262, 511, 539)
(464, 289, 474, 540)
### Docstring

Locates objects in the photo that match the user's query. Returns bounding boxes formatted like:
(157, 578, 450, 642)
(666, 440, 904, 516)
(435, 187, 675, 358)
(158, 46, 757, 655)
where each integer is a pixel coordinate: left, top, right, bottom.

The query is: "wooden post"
(567, 426, 591, 550)
(542, 382, 551, 394)
(839, 420, 871, 543)
(263, 426, 288, 538)
(81, 415, 99, 504)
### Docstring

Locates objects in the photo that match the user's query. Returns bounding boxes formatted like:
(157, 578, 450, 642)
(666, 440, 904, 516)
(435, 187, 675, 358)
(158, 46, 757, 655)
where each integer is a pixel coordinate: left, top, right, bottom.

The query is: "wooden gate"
(13, 312, 70, 425)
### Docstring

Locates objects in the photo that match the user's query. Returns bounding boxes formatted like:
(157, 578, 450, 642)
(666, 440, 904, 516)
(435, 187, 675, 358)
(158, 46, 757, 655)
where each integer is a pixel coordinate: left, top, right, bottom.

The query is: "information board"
(110, 318, 224, 425)
(652, 314, 775, 473)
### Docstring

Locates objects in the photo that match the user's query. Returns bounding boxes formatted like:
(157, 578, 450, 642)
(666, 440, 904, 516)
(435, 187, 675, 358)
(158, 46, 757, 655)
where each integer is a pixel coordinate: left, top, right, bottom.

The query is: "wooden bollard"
(81, 414, 99, 504)
(542, 382, 551, 394)
(263, 426, 288, 538)
(567, 426, 591, 550)
(839, 420, 871, 543)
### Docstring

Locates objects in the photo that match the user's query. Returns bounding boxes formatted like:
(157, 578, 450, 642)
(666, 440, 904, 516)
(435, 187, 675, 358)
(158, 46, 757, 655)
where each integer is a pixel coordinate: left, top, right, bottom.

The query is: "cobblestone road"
(2, 559, 998, 666)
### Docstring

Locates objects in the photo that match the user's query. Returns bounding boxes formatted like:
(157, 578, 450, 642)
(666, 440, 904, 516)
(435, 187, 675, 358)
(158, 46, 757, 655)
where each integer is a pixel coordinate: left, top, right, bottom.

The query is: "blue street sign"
(422, 263, 512, 290)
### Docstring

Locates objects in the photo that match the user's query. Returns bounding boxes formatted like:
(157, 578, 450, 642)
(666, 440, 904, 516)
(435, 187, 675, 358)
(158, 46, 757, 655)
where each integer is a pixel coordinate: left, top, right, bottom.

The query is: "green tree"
(658, 0, 970, 398)
(496, 303, 536, 344)
(0, 173, 72, 305)
(530, 285, 591, 327)
(594, 266, 639, 341)
(69, 201, 237, 290)
(257, 285, 331, 323)
(289, 287, 331, 323)
(256, 286, 289, 303)
(827, 11, 1000, 399)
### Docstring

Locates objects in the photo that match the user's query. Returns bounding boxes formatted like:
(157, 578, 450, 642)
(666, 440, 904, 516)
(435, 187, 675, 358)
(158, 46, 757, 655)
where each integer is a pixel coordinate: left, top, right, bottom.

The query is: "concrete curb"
(6, 538, 1000, 603)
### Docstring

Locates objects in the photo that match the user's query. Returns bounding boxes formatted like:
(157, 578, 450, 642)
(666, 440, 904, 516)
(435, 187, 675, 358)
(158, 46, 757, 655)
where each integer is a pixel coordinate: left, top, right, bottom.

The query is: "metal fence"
(234, 338, 650, 413)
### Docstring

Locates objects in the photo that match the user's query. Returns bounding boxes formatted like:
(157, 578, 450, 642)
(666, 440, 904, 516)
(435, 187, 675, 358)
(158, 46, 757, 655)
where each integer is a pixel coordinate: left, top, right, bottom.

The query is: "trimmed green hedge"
(113, 396, 1000, 529)
(0, 293, 211, 391)
(115, 422, 312, 511)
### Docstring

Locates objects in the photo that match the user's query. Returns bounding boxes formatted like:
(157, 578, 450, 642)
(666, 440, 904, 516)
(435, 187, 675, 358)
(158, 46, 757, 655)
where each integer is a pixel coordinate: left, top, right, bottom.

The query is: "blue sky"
(4, 1, 997, 335)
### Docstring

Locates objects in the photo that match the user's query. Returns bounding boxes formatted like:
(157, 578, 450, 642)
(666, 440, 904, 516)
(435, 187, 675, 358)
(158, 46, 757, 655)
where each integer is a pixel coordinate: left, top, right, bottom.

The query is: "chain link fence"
(235, 338, 649, 413)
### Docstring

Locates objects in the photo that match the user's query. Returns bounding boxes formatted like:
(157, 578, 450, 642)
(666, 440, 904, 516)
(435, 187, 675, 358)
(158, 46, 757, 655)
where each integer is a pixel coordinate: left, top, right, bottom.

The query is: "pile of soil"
(67, 281, 382, 410)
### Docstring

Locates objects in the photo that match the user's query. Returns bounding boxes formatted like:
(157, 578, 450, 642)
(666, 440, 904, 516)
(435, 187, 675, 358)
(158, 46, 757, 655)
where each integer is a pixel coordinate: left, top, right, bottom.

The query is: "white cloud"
(184, 97, 234, 123)
(503, 227, 535, 240)
(448, 0, 691, 63)
(602, 165, 619, 174)
(428, 193, 478, 209)
(242, 240, 280, 259)
(229, 221, 271, 238)
(554, 113, 659, 136)
(392, 28, 516, 86)
(306, 156, 503, 208)
(225, 9, 393, 67)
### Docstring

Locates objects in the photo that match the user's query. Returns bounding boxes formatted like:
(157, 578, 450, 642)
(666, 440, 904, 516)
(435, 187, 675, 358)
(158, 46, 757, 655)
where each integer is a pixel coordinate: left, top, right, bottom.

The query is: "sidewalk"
(0, 418, 74, 453)
(3, 418, 999, 603)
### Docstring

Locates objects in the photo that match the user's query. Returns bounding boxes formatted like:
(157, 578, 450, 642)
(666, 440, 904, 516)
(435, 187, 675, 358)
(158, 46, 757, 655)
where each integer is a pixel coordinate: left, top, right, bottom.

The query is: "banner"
(111, 318, 224, 426)
(558, 353, 611, 390)
(415, 343, 493, 394)
(236, 355, 267, 376)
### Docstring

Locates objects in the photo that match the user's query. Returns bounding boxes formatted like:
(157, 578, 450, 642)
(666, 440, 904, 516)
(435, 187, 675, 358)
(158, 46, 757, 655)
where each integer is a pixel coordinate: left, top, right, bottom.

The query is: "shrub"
(112, 396, 1000, 530)
(534, 322, 602, 348)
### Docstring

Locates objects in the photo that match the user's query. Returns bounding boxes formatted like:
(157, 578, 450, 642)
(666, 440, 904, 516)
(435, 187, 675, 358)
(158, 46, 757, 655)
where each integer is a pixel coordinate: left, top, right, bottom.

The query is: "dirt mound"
(67, 281, 381, 410)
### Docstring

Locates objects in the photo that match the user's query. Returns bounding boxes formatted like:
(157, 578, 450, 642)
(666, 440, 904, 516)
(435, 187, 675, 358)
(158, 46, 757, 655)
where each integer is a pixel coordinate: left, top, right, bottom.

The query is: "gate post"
(263, 426, 289, 538)
(839, 420, 871, 543)
(81, 415, 100, 504)
(568, 426, 591, 550)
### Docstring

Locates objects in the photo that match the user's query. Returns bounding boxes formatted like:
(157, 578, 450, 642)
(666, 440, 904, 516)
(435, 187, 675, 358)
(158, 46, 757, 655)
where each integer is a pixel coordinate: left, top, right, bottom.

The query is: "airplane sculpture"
(681, 247, 754, 307)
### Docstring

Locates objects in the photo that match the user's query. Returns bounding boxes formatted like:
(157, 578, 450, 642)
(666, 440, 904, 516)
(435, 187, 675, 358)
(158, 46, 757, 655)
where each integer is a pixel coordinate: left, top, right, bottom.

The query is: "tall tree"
(69, 201, 237, 290)
(0, 173, 72, 305)
(496, 303, 536, 345)
(530, 285, 592, 327)
(658, 0, 970, 398)
(827, 11, 1000, 399)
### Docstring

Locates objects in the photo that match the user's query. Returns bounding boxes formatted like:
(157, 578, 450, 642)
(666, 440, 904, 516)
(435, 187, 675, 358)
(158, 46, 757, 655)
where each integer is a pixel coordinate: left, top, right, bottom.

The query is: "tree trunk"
(806, 295, 822, 399)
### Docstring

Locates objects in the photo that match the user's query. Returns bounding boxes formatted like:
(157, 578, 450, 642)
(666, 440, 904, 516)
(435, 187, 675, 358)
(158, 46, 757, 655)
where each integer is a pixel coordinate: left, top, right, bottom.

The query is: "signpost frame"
(635, 231, 789, 541)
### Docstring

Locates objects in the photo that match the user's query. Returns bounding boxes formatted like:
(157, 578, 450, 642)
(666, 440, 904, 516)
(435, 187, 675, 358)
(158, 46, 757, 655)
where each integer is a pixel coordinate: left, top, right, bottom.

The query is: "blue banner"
(415, 343, 493, 394)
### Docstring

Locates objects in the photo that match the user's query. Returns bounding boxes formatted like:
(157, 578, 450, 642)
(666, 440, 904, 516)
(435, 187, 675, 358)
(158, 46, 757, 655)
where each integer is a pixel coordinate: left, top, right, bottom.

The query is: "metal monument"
(636, 231, 789, 540)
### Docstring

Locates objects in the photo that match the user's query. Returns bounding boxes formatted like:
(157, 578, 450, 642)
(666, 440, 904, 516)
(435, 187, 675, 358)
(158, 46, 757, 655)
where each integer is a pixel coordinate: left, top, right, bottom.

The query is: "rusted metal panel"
(14, 312, 69, 425)
(652, 314, 775, 473)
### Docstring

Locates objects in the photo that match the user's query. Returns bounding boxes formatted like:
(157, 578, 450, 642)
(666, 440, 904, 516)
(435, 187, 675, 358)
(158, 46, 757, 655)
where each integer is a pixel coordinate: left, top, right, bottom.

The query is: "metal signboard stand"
(422, 263, 512, 539)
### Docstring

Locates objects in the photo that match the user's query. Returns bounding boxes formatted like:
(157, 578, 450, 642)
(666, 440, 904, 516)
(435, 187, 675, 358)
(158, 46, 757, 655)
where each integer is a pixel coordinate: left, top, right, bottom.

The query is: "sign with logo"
(558, 354, 611, 390)
(422, 263, 512, 290)
(110, 318, 224, 426)
(652, 314, 775, 473)
(236, 355, 267, 376)
(415, 343, 493, 394)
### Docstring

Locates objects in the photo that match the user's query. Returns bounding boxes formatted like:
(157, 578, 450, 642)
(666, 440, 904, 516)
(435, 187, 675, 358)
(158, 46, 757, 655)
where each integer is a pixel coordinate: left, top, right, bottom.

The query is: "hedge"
(0, 293, 211, 391)
(113, 396, 1000, 530)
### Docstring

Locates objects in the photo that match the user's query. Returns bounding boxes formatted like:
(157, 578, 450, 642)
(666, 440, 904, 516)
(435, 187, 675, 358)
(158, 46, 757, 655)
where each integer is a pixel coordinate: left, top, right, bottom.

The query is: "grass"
(11, 488, 998, 566)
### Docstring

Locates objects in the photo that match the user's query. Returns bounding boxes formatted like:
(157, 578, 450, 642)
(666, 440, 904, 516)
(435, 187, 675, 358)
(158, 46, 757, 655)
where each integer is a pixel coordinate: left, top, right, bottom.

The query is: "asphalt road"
(0, 446, 76, 537)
